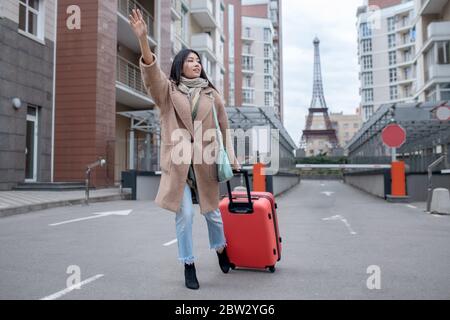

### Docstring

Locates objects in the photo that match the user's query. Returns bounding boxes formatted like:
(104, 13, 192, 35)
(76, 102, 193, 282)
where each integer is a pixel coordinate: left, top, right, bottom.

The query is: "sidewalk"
(0, 188, 132, 218)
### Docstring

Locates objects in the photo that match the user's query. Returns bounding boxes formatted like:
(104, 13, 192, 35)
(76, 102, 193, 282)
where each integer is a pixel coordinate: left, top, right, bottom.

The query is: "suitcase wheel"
(268, 266, 276, 273)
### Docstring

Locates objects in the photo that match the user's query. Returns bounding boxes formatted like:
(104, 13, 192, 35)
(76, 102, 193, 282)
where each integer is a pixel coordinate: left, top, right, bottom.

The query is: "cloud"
(281, 0, 363, 147)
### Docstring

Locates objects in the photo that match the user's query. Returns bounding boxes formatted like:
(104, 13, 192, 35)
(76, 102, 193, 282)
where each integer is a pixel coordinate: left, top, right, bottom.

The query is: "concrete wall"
(344, 173, 387, 199)
(407, 174, 450, 201)
(132, 172, 301, 201)
(344, 171, 450, 202)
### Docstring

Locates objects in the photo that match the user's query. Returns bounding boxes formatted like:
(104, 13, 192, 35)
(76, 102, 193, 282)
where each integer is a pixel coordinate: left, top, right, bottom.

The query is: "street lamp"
(85, 158, 106, 205)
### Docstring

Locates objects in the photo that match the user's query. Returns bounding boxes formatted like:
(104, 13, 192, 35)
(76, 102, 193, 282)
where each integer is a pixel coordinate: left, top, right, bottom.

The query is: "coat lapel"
(194, 87, 215, 125)
(169, 85, 194, 138)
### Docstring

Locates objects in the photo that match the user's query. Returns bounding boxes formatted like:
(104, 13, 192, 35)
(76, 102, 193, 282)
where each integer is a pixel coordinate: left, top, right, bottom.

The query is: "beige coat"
(139, 54, 238, 214)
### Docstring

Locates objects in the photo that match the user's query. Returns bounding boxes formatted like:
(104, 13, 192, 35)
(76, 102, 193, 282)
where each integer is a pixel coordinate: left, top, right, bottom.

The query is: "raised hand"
(129, 8, 148, 41)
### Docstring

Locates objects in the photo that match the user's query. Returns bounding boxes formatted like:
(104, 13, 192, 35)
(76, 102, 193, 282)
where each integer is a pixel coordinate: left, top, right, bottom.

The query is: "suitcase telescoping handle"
(226, 169, 254, 213)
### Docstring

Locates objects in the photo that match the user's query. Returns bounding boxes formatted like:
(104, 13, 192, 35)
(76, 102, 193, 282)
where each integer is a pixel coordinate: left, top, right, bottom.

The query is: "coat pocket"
(160, 143, 173, 174)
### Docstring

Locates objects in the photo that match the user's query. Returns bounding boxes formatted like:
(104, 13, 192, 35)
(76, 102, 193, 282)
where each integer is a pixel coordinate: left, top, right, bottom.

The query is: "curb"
(0, 193, 132, 218)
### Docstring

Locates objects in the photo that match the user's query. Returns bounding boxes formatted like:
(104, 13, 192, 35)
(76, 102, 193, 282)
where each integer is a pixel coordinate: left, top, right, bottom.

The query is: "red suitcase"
(219, 170, 282, 272)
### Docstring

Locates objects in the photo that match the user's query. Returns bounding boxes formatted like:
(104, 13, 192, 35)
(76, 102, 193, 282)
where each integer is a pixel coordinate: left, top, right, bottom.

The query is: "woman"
(129, 9, 240, 290)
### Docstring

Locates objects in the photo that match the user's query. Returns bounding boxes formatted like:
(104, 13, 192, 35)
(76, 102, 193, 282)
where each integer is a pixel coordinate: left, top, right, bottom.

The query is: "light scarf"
(177, 76, 209, 116)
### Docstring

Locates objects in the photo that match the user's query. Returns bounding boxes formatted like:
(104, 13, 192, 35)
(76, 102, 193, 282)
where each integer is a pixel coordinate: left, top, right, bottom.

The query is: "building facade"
(0, 0, 57, 190)
(240, 0, 283, 120)
(356, 0, 450, 122)
(413, 0, 450, 102)
(0, 0, 285, 190)
(357, 0, 416, 122)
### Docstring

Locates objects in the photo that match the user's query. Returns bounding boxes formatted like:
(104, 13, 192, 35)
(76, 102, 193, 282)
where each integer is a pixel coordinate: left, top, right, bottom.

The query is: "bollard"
(391, 161, 406, 197)
(430, 188, 450, 215)
(253, 163, 266, 192)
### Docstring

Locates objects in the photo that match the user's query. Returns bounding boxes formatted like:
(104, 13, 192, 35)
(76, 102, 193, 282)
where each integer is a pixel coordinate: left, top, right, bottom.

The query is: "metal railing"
(118, 0, 155, 38)
(116, 56, 146, 95)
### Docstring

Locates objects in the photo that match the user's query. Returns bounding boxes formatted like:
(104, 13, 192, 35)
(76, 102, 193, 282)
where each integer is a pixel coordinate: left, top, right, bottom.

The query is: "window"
(19, 0, 41, 38)
(362, 72, 373, 86)
(219, 38, 224, 58)
(363, 105, 374, 121)
(242, 56, 254, 70)
(219, 5, 225, 30)
(361, 39, 372, 53)
(264, 60, 272, 74)
(388, 34, 396, 48)
(389, 68, 397, 83)
(390, 85, 398, 100)
(243, 89, 254, 104)
(243, 44, 251, 54)
(264, 44, 271, 58)
(387, 17, 395, 32)
(244, 27, 251, 38)
(389, 51, 397, 66)
(353, 123, 359, 129)
(264, 92, 273, 107)
(244, 75, 252, 88)
(181, 5, 189, 42)
(264, 28, 271, 42)
(264, 76, 272, 90)
(437, 41, 450, 64)
(360, 22, 372, 37)
(362, 55, 373, 70)
(362, 89, 373, 103)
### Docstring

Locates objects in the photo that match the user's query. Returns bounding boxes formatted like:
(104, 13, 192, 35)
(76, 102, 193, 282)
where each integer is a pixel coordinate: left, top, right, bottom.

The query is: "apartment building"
(356, 0, 450, 123)
(356, 0, 417, 122)
(413, 0, 450, 102)
(240, 0, 283, 120)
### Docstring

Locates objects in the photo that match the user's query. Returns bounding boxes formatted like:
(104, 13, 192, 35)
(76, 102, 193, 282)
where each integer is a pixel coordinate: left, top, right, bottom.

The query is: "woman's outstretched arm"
(129, 8, 169, 108)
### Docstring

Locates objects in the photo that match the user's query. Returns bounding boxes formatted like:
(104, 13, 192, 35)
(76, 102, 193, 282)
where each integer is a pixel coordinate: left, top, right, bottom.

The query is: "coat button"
(191, 137, 194, 143)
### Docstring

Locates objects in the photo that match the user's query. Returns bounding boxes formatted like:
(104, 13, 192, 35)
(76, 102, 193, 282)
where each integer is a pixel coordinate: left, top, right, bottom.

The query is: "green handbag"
(211, 103, 234, 183)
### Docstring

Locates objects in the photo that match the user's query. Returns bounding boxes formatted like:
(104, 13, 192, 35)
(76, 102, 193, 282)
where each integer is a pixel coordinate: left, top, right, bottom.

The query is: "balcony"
(191, 0, 217, 28)
(191, 33, 216, 61)
(427, 21, 450, 40)
(117, 0, 156, 52)
(425, 64, 450, 84)
(420, 0, 448, 15)
(116, 56, 155, 108)
(171, 0, 181, 21)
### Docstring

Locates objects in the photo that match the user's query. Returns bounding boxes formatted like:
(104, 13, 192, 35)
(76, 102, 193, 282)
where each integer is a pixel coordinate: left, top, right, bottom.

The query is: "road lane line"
(40, 274, 104, 300)
(406, 205, 417, 209)
(322, 215, 357, 235)
(163, 239, 178, 246)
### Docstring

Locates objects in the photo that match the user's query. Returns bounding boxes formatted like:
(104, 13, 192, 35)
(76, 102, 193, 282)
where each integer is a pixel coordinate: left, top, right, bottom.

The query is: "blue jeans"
(175, 183, 227, 264)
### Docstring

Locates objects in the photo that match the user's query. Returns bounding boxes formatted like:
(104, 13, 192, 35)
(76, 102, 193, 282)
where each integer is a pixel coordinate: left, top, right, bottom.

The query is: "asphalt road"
(0, 180, 449, 300)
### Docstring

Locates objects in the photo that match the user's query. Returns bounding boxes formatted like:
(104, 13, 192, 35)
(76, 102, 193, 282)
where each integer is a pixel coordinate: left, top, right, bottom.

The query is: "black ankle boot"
(216, 247, 231, 273)
(184, 263, 200, 290)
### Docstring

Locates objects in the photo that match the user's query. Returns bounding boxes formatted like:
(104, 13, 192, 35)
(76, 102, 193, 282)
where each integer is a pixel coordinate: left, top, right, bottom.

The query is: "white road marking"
(406, 205, 417, 209)
(163, 239, 178, 246)
(320, 183, 325, 187)
(40, 274, 104, 300)
(321, 191, 334, 197)
(322, 215, 357, 235)
(49, 210, 133, 226)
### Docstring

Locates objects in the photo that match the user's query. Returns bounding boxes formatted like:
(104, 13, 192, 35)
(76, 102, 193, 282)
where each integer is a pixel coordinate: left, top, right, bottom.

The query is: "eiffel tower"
(301, 37, 338, 154)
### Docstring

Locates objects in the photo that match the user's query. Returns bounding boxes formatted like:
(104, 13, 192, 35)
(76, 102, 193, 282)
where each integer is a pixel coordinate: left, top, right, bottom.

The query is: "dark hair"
(170, 48, 217, 91)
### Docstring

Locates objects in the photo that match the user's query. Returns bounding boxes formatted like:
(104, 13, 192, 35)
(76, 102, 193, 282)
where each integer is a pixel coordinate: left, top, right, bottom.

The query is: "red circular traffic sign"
(382, 124, 406, 148)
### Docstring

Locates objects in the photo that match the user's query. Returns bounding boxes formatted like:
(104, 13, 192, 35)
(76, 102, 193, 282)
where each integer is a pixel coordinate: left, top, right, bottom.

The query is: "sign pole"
(391, 147, 397, 162)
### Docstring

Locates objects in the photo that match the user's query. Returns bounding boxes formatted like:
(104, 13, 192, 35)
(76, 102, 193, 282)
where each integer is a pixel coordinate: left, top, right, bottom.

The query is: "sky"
(282, 0, 363, 147)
